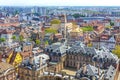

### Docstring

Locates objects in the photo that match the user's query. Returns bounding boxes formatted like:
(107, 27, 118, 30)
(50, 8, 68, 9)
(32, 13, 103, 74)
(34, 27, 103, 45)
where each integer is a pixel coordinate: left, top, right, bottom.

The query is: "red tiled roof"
(100, 35, 109, 40)
(20, 51, 32, 58)
(0, 22, 20, 27)
(0, 29, 13, 34)
(115, 19, 120, 22)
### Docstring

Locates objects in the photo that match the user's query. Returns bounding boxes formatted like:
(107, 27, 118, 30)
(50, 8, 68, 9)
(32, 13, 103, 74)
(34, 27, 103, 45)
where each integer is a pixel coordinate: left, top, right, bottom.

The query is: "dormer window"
(105, 55, 107, 57)
(51, 49, 53, 52)
(47, 49, 49, 52)
(111, 71, 113, 74)
(95, 69, 97, 72)
(98, 55, 100, 57)
(110, 75, 112, 78)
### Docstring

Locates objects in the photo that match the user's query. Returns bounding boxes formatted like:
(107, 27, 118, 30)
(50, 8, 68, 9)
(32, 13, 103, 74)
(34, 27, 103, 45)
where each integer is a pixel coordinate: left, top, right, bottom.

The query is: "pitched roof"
(0, 29, 13, 34)
(21, 53, 49, 70)
(76, 64, 102, 78)
(104, 65, 116, 80)
(93, 49, 118, 63)
(0, 62, 14, 74)
(67, 42, 98, 56)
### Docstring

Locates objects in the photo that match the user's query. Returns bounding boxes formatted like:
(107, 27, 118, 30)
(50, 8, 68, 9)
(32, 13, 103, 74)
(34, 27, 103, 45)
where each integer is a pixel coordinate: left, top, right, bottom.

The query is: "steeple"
(64, 14, 67, 23)
(64, 14, 67, 39)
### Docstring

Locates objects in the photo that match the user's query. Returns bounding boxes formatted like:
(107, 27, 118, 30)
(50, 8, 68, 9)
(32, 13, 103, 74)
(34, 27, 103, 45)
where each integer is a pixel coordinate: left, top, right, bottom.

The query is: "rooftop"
(0, 62, 14, 74)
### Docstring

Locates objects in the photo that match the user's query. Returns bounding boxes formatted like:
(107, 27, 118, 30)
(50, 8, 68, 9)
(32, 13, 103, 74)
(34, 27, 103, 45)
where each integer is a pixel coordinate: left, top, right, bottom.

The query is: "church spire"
(64, 14, 67, 39)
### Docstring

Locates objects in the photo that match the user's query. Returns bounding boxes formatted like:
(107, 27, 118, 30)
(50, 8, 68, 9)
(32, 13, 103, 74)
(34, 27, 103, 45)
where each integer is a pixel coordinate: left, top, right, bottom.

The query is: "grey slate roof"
(20, 53, 49, 70)
(45, 42, 61, 52)
(104, 65, 116, 80)
(45, 42, 70, 56)
(67, 41, 98, 56)
(93, 50, 119, 63)
(76, 64, 103, 79)
(84, 47, 98, 55)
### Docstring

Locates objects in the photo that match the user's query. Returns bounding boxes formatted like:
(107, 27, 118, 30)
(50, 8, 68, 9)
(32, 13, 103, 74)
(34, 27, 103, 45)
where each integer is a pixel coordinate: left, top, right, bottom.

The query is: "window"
(27, 70, 29, 74)
(74, 56, 76, 60)
(33, 72, 35, 76)
(27, 77, 29, 80)
(77, 56, 79, 60)
(21, 76, 24, 80)
(51, 49, 53, 52)
(74, 62, 76, 66)
(71, 55, 72, 59)
(37, 72, 40, 76)
(71, 61, 72, 66)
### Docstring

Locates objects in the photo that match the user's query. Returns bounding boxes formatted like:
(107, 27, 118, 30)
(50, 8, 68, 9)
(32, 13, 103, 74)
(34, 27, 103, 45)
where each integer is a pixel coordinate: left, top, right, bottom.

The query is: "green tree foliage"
(35, 39, 41, 45)
(110, 21, 114, 26)
(105, 26, 112, 29)
(45, 40, 49, 45)
(0, 38, 6, 43)
(112, 45, 120, 58)
(72, 13, 85, 18)
(12, 35, 16, 41)
(50, 19, 61, 25)
(81, 26, 93, 32)
(45, 28, 57, 34)
(19, 35, 24, 42)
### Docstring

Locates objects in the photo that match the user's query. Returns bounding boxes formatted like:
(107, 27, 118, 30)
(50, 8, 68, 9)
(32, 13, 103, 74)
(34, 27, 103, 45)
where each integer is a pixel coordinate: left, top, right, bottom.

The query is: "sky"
(0, 0, 120, 6)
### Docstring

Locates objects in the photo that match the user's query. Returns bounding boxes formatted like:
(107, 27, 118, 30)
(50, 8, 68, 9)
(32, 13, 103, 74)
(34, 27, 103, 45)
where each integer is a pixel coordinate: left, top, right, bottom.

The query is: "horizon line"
(1, 5, 120, 7)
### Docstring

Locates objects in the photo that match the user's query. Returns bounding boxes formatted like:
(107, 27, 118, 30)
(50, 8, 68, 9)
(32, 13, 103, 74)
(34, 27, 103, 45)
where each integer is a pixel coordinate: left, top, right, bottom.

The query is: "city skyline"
(0, 0, 120, 6)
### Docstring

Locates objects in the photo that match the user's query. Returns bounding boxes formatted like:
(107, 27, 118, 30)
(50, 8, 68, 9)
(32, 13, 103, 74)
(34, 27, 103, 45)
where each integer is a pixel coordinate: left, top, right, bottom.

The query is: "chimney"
(98, 64, 100, 79)
(83, 64, 87, 74)
(40, 57, 42, 66)
(29, 57, 34, 64)
(0, 53, 2, 62)
(77, 62, 80, 70)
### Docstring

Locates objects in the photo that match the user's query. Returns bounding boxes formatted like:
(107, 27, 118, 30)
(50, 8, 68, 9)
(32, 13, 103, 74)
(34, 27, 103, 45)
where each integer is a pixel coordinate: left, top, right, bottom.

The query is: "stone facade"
(0, 62, 16, 80)
(18, 53, 49, 80)
(65, 52, 94, 70)
(45, 41, 69, 73)
(18, 66, 47, 80)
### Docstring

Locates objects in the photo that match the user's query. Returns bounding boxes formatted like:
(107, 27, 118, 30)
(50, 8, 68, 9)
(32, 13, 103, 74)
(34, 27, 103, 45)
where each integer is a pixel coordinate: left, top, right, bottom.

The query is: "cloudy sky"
(0, 0, 120, 6)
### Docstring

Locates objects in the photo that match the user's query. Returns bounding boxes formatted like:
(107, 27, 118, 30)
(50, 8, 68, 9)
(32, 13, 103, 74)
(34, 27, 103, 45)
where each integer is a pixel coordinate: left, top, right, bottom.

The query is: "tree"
(19, 35, 24, 42)
(12, 35, 16, 41)
(45, 40, 49, 45)
(73, 13, 80, 18)
(45, 28, 57, 34)
(81, 26, 93, 32)
(35, 39, 41, 46)
(105, 26, 112, 29)
(110, 21, 114, 26)
(112, 45, 120, 58)
(50, 19, 61, 25)
(0, 38, 6, 43)
(0, 38, 6, 46)
(73, 13, 85, 19)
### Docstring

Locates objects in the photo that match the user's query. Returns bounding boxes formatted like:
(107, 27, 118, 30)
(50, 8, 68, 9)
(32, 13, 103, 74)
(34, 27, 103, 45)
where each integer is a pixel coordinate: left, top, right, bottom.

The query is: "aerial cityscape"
(0, 1, 120, 80)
